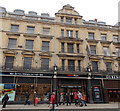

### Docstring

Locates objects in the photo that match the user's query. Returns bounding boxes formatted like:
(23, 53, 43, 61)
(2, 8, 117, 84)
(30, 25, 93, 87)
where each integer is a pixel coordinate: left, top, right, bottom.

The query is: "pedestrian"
(82, 94, 87, 106)
(74, 91, 78, 106)
(70, 91, 73, 103)
(34, 91, 38, 106)
(59, 92, 64, 105)
(49, 92, 56, 111)
(24, 92, 30, 105)
(78, 91, 83, 107)
(65, 93, 71, 106)
(48, 92, 51, 107)
(2, 92, 9, 108)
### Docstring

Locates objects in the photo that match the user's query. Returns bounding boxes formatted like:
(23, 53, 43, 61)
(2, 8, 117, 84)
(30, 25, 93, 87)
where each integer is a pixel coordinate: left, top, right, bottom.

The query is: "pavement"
(0, 103, 119, 110)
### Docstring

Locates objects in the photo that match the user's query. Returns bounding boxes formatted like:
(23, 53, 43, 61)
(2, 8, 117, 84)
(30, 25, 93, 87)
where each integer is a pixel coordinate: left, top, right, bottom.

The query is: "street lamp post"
(87, 64, 94, 103)
(53, 64, 58, 106)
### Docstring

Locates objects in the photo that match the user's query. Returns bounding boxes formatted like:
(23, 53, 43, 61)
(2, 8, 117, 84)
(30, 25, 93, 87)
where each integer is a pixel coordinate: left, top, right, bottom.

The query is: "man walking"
(2, 92, 9, 108)
(24, 92, 30, 105)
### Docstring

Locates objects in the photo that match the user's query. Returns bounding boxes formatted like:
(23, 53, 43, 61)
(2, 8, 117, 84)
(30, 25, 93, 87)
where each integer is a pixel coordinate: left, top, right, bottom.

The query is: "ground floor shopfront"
(1, 72, 120, 103)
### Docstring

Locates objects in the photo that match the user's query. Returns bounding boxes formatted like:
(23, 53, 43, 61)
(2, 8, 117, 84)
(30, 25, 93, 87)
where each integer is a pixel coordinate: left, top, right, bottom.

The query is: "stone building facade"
(0, 4, 120, 103)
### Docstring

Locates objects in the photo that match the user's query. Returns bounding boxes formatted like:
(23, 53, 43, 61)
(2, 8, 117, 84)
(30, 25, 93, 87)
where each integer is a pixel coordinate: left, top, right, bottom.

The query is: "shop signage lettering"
(2, 72, 53, 77)
(106, 75, 120, 79)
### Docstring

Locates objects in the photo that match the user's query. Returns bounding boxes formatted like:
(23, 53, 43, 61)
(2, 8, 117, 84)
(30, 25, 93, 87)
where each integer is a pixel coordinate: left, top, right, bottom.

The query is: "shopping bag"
(35, 98, 38, 104)
(49, 104, 52, 110)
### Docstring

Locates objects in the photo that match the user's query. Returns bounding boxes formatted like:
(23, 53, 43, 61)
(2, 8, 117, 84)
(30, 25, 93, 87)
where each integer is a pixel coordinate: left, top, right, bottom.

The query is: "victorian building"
(0, 4, 120, 103)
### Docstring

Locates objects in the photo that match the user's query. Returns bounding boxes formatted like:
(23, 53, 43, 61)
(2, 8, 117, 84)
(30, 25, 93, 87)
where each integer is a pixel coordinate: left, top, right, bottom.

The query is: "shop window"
(5, 56, 14, 69)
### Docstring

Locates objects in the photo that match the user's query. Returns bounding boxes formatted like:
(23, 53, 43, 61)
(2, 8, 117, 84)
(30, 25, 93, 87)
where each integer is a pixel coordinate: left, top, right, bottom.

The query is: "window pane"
(92, 61, 98, 72)
(88, 32, 94, 40)
(101, 34, 107, 41)
(61, 43, 65, 52)
(62, 59, 65, 71)
(61, 17, 64, 23)
(90, 45, 96, 55)
(68, 60, 75, 71)
(27, 26, 35, 33)
(67, 30, 73, 37)
(25, 40, 34, 50)
(61, 29, 64, 37)
(116, 48, 120, 57)
(77, 44, 80, 53)
(8, 38, 17, 49)
(23, 57, 32, 69)
(67, 43, 74, 53)
(66, 17, 72, 24)
(74, 18, 77, 24)
(5, 56, 14, 69)
(41, 58, 49, 70)
(103, 47, 110, 56)
(42, 41, 49, 51)
(43, 28, 50, 35)
(113, 35, 119, 42)
(78, 60, 81, 71)
(106, 62, 112, 72)
(10, 24, 19, 32)
(76, 31, 78, 38)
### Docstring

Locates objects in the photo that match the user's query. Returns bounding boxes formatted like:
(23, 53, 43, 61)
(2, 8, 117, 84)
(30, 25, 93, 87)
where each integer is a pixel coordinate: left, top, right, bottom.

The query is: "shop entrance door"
(60, 86, 84, 103)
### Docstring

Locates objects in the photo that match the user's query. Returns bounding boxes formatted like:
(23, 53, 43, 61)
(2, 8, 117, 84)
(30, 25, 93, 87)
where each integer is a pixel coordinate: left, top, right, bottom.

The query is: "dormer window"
(66, 17, 72, 24)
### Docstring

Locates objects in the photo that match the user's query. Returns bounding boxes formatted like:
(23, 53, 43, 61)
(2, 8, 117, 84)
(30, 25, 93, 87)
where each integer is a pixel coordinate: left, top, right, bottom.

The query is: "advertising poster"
(0, 84, 16, 101)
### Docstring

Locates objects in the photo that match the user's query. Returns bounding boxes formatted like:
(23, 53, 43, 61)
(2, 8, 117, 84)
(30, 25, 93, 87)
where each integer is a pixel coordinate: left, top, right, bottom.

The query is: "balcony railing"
(1, 65, 119, 74)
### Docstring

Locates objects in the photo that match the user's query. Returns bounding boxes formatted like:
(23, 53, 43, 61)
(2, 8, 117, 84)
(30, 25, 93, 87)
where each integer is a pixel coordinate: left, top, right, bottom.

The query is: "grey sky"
(0, 0, 119, 25)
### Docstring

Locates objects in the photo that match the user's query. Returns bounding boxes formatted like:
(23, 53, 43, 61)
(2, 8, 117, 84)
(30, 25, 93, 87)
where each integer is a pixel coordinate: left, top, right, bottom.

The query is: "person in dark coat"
(65, 93, 71, 106)
(2, 92, 9, 108)
(24, 92, 30, 105)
